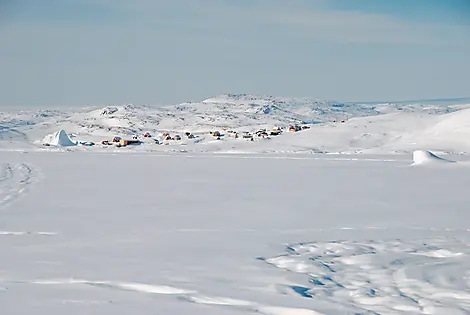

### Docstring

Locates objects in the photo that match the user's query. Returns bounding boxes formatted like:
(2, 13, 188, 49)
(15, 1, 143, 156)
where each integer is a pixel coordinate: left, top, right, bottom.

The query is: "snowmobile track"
(0, 163, 37, 209)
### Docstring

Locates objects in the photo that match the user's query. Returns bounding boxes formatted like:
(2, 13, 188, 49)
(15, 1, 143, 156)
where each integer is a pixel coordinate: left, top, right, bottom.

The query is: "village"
(40, 123, 326, 148)
(98, 124, 317, 147)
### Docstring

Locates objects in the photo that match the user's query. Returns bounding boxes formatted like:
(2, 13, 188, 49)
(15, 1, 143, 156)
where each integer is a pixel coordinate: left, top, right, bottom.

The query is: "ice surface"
(1, 151, 470, 314)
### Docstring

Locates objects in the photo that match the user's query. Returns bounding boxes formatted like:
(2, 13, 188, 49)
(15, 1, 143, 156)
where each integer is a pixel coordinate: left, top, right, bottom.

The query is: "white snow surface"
(1, 151, 470, 315)
(1, 94, 470, 154)
(1, 94, 470, 314)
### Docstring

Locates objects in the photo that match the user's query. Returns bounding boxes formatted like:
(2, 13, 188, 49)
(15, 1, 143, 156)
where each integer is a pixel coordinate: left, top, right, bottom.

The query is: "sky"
(1, 0, 469, 108)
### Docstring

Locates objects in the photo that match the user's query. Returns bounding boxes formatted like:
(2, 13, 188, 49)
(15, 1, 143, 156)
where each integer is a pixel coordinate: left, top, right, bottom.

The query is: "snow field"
(2, 94, 470, 315)
(0, 152, 469, 314)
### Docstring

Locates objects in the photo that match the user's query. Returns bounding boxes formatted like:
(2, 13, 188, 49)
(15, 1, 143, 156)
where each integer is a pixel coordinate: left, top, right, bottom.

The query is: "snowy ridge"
(1, 94, 470, 154)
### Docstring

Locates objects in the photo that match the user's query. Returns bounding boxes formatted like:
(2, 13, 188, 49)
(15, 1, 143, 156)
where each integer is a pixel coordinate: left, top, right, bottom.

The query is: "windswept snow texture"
(1, 152, 470, 315)
(262, 239, 470, 314)
(1, 94, 470, 154)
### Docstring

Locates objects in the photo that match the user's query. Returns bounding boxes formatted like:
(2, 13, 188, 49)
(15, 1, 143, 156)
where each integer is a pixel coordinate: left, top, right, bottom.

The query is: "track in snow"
(260, 238, 470, 314)
(0, 231, 57, 236)
(10, 278, 323, 315)
(0, 163, 37, 209)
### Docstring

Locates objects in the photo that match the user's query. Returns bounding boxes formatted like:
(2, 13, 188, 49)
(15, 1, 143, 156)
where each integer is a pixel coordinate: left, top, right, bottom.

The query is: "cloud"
(191, 1, 469, 45)
(101, 0, 470, 45)
(2, 0, 468, 46)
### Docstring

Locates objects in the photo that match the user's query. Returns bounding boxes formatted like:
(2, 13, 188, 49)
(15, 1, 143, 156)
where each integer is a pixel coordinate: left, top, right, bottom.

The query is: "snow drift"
(412, 150, 455, 165)
(42, 130, 77, 147)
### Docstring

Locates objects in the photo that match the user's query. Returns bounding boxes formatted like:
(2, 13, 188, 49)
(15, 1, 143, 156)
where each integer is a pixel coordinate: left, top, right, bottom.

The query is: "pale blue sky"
(1, 0, 469, 107)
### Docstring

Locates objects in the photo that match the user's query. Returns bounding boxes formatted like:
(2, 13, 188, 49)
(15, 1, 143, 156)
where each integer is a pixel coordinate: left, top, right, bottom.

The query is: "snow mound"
(412, 150, 455, 165)
(261, 238, 470, 314)
(42, 130, 77, 147)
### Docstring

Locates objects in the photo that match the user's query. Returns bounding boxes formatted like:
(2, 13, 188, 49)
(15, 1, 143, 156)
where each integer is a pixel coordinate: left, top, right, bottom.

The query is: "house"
(242, 132, 252, 139)
(256, 129, 268, 137)
(289, 125, 302, 132)
(119, 139, 141, 146)
(270, 127, 282, 136)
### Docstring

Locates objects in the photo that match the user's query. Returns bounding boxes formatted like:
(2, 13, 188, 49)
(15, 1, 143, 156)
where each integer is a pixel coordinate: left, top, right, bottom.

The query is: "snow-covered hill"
(1, 94, 470, 154)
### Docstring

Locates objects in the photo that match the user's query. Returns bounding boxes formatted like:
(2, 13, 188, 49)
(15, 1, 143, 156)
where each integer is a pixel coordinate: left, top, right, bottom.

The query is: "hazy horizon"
(3, 95, 470, 112)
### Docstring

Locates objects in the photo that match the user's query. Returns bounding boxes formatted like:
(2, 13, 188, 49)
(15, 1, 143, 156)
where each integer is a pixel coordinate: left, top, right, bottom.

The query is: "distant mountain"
(1, 94, 469, 153)
(350, 96, 470, 106)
